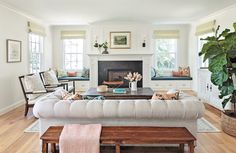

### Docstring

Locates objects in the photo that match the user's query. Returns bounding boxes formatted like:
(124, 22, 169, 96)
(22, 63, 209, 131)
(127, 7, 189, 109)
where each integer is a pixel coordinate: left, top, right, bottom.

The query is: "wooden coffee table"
(41, 126, 196, 153)
(82, 87, 154, 100)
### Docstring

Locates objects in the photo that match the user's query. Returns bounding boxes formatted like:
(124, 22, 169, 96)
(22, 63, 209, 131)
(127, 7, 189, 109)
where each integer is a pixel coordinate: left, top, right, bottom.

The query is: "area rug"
(24, 118, 220, 133)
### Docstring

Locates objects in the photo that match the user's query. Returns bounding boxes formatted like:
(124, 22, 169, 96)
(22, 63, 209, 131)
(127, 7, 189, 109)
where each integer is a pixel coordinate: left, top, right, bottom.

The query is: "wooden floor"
(1, 97, 236, 153)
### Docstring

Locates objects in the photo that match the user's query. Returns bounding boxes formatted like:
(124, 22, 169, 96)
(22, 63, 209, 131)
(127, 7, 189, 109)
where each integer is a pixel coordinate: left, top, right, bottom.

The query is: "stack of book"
(113, 88, 127, 94)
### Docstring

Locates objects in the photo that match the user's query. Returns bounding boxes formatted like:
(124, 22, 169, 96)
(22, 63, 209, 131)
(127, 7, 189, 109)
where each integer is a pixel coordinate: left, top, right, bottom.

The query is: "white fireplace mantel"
(87, 53, 153, 87)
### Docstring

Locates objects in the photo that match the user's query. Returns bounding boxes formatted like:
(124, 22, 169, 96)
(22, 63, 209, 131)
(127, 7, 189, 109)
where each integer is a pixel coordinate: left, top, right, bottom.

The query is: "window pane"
(155, 39, 177, 70)
(63, 39, 84, 70)
(198, 33, 213, 67)
(29, 33, 43, 73)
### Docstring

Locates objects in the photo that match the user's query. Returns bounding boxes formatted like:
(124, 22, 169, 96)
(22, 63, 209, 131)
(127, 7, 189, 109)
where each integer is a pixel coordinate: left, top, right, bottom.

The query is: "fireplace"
(98, 61, 143, 88)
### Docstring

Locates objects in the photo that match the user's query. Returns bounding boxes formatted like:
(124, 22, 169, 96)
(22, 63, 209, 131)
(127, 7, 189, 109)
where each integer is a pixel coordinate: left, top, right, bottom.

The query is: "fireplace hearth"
(98, 61, 143, 88)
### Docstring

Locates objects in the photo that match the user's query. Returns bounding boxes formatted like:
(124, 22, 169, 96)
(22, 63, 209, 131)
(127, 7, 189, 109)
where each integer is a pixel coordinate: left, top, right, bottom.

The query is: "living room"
(1, 0, 236, 153)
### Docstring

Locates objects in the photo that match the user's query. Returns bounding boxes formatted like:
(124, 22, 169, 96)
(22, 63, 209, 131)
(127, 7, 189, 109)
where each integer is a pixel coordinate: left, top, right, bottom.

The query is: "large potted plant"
(199, 23, 236, 136)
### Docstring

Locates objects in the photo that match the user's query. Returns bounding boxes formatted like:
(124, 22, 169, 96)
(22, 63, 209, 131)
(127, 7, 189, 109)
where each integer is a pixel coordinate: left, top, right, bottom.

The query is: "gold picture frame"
(110, 31, 131, 49)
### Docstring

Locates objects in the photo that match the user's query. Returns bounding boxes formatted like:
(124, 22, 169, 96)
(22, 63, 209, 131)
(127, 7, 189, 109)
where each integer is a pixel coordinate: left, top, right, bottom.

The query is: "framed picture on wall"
(110, 31, 131, 49)
(6, 39, 22, 63)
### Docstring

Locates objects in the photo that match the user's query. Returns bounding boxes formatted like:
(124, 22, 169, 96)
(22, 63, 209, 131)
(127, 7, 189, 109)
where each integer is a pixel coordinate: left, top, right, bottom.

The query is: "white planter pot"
(129, 81, 137, 91)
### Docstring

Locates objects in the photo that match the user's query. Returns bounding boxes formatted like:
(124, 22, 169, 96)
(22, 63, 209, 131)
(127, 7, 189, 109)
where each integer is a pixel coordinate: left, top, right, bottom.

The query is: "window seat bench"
(151, 76, 192, 90)
(151, 76, 192, 80)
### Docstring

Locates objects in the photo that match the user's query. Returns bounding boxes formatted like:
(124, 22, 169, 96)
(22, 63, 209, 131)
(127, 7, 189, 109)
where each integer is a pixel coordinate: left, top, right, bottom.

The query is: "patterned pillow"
(24, 74, 46, 100)
(152, 92, 179, 100)
(62, 92, 82, 100)
(43, 69, 59, 85)
(172, 71, 182, 77)
(179, 66, 190, 77)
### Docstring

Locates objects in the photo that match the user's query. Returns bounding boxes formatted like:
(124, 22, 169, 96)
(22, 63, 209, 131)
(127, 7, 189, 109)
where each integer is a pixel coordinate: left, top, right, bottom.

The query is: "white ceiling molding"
(0, 1, 47, 26)
(1, 0, 236, 25)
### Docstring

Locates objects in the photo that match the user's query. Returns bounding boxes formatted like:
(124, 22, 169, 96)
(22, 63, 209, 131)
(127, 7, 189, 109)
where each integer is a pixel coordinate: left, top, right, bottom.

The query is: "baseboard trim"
(204, 103, 222, 117)
(0, 100, 24, 116)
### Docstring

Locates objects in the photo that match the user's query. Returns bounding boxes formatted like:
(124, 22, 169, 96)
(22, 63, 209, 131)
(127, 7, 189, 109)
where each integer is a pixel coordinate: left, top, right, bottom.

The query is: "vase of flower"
(129, 81, 138, 91)
(124, 72, 142, 91)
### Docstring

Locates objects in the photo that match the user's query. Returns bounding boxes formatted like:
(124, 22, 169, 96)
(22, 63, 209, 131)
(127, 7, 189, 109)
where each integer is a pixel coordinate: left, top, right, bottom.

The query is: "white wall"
(52, 21, 190, 71)
(189, 4, 236, 92)
(0, 4, 52, 115)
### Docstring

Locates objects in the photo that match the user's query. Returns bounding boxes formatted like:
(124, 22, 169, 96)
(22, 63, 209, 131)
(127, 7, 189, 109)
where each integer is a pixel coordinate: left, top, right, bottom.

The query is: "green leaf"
(199, 41, 218, 57)
(211, 71, 228, 86)
(228, 50, 236, 58)
(219, 80, 234, 97)
(208, 53, 227, 72)
(222, 96, 231, 108)
(203, 44, 223, 62)
(234, 23, 236, 31)
(218, 29, 230, 39)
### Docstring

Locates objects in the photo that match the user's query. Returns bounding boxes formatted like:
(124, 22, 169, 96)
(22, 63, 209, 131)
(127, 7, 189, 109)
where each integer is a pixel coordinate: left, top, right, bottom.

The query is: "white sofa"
(33, 89, 205, 137)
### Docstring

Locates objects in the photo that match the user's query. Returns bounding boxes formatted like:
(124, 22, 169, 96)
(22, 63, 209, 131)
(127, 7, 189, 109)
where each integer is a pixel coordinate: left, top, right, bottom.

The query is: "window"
(63, 39, 84, 70)
(198, 33, 214, 68)
(29, 33, 44, 73)
(155, 39, 178, 70)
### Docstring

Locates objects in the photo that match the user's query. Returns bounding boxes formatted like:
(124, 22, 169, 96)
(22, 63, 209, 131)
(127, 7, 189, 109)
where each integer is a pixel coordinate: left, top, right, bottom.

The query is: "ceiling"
(1, 0, 236, 25)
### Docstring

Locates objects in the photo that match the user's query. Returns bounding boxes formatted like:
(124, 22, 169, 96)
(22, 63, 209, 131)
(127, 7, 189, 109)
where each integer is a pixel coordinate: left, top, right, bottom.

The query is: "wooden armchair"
(19, 74, 54, 116)
(39, 70, 74, 93)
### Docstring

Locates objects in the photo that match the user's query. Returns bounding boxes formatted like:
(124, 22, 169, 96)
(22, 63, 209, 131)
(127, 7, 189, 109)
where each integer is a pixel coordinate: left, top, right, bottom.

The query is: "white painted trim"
(193, 3, 236, 24)
(0, 1, 47, 26)
(0, 100, 24, 116)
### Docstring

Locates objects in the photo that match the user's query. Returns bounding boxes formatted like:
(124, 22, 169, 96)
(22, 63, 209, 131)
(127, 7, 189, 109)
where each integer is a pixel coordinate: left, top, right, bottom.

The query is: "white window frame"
(154, 38, 178, 71)
(28, 33, 44, 73)
(62, 39, 85, 71)
(197, 33, 214, 68)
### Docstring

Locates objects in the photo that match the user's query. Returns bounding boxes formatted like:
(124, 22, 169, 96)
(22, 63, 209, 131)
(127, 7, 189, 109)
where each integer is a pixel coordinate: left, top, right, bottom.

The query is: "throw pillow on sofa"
(63, 92, 82, 100)
(152, 91, 179, 100)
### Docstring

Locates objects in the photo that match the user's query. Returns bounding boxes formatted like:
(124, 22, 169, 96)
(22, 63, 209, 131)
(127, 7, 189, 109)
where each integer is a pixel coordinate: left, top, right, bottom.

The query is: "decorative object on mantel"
(124, 72, 142, 91)
(110, 31, 131, 49)
(94, 42, 109, 54)
(6, 39, 22, 63)
(199, 22, 236, 137)
(142, 38, 146, 47)
(142, 40, 146, 47)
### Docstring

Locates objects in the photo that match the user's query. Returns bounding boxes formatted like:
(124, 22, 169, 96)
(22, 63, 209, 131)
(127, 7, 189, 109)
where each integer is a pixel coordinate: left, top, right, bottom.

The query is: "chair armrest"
(25, 90, 48, 94)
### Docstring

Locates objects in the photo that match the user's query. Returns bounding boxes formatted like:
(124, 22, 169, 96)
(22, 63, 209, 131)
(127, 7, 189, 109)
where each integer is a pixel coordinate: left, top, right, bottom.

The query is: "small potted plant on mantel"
(94, 41, 109, 54)
(199, 23, 236, 136)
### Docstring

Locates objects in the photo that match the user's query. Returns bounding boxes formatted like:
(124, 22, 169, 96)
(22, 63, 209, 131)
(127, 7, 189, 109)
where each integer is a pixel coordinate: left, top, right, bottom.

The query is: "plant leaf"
(222, 96, 231, 108)
(234, 22, 236, 31)
(203, 44, 223, 62)
(208, 53, 227, 72)
(218, 29, 230, 39)
(199, 41, 218, 57)
(211, 71, 228, 86)
(219, 80, 234, 96)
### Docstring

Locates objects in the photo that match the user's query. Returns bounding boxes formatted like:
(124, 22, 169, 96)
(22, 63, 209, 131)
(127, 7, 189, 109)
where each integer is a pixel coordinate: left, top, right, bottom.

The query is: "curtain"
(153, 30, 180, 39)
(28, 21, 46, 36)
(61, 30, 86, 39)
(195, 20, 216, 36)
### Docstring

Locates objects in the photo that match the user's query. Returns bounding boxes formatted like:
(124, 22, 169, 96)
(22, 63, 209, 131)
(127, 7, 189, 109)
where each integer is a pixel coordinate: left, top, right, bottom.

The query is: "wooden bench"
(40, 126, 196, 153)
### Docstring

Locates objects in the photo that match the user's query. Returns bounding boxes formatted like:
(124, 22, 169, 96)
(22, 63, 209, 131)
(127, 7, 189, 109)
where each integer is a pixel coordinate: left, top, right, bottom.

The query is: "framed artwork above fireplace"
(110, 31, 131, 49)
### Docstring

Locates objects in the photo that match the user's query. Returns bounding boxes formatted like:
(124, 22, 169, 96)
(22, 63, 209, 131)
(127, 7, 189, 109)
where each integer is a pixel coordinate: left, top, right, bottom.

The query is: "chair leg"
(24, 104, 29, 116)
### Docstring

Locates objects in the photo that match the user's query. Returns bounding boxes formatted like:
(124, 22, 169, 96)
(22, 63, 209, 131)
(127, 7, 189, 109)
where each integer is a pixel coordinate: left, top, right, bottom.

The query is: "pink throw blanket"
(59, 124, 102, 153)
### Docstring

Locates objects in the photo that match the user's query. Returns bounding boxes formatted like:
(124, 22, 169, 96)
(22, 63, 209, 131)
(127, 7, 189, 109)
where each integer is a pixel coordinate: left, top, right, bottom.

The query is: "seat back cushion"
(43, 69, 59, 85)
(24, 74, 46, 100)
